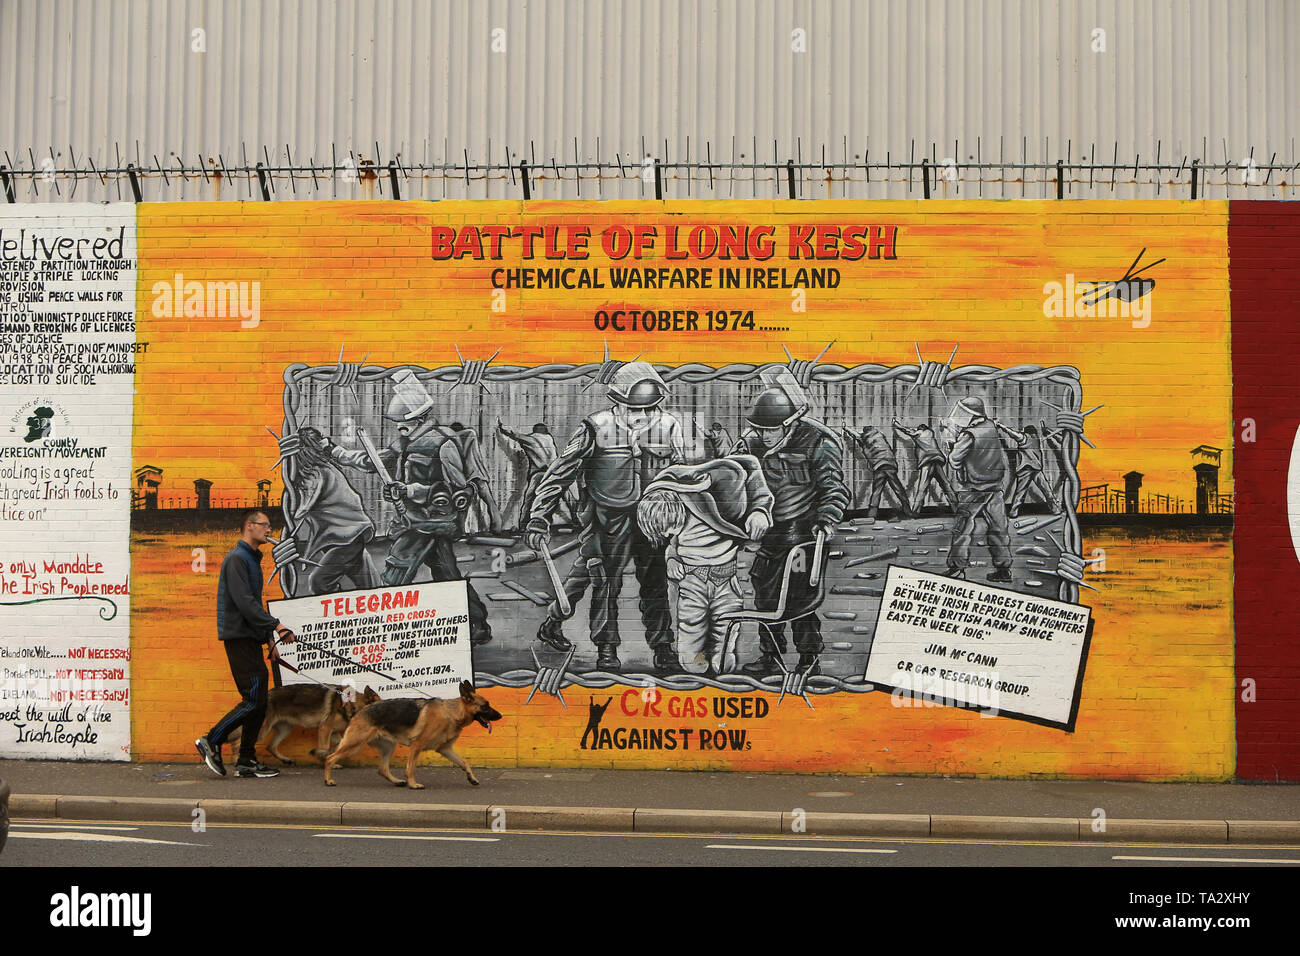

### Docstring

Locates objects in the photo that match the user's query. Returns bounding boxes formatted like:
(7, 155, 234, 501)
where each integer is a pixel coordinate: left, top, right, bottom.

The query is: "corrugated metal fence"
(3, 0, 1298, 201)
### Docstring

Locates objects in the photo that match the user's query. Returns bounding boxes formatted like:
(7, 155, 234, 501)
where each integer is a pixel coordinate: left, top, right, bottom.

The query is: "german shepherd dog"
(324, 681, 502, 788)
(226, 684, 381, 764)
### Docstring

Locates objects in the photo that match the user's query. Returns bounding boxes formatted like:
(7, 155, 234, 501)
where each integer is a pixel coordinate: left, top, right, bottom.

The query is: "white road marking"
(708, 844, 897, 854)
(9, 831, 204, 846)
(13, 823, 139, 831)
(1114, 855, 1300, 865)
(314, 833, 499, 843)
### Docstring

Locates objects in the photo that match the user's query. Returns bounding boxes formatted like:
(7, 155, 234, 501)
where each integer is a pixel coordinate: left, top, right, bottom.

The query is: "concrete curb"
(1227, 820, 1300, 844)
(492, 805, 636, 831)
(634, 807, 783, 833)
(57, 795, 200, 823)
(794, 811, 930, 837)
(9, 793, 1300, 844)
(341, 802, 489, 829)
(196, 798, 342, 826)
(1078, 818, 1228, 843)
(10, 794, 57, 818)
(933, 814, 1080, 840)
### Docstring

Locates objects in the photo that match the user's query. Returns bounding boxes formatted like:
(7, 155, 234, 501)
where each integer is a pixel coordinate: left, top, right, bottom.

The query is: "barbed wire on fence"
(476, 668, 880, 696)
(2, 136, 1297, 202)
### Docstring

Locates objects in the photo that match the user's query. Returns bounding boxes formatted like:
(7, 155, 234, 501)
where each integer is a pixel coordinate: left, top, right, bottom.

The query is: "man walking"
(943, 398, 1014, 583)
(195, 511, 296, 778)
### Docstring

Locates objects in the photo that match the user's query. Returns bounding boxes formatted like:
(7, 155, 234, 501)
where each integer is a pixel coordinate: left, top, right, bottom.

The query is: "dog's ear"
(364, 685, 379, 702)
(459, 680, 475, 700)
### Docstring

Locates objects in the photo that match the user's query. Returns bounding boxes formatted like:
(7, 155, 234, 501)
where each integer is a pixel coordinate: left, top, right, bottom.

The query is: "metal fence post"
(126, 163, 143, 202)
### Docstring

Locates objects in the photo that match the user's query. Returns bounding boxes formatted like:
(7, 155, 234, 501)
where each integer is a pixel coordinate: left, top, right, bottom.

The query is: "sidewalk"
(4, 760, 1298, 842)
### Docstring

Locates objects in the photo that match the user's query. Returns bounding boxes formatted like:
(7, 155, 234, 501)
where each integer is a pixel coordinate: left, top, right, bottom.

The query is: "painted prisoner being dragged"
(637, 455, 774, 675)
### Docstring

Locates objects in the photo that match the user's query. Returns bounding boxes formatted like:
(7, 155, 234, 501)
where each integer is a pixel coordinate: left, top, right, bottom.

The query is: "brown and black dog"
(226, 684, 381, 764)
(323, 681, 502, 788)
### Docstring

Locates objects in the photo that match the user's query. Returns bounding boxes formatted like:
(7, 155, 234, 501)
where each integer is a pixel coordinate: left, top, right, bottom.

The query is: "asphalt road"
(6, 820, 1300, 867)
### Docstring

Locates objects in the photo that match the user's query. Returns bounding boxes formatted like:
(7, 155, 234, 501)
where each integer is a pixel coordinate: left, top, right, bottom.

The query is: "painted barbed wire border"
(277, 359, 1084, 696)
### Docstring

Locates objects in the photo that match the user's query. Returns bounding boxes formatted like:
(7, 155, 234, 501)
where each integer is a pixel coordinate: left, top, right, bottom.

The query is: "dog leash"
(266, 649, 332, 688)
(275, 635, 435, 698)
(275, 635, 398, 682)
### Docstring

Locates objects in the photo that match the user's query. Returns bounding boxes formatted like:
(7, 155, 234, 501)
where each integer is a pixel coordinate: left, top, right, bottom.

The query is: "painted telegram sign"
(269, 581, 473, 696)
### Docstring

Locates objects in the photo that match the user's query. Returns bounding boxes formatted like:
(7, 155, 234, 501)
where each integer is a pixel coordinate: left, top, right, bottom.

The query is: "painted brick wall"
(0, 200, 1254, 779)
(0, 206, 137, 760)
(1230, 200, 1300, 782)
(119, 200, 1236, 779)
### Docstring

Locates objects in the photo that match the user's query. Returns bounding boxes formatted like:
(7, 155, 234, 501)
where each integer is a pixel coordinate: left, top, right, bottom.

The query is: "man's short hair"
(532, 423, 548, 434)
(241, 509, 269, 530)
(637, 490, 686, 542)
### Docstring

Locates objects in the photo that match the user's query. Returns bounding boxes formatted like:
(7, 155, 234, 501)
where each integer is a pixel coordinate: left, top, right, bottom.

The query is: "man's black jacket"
(216, 541, 280, 642)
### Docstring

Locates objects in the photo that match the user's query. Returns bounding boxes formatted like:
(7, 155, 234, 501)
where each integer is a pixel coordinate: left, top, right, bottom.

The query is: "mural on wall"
(266, 347, 1094, 728)
(0, 207, 137, 761)
(117, 199, 1237, 777)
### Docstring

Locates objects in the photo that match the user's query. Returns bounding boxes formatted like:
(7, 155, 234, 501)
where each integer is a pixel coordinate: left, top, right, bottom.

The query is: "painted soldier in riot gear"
(525, 361, 686, 673)
(1001, 423, 1062, 518)
(281, 425, 378, 596)
(327, 372, 494, 645)
(848, 424, 914, 520)
(942, 396, 1013, 584)
(698, 420, 733, 460)
(894, 419, 959, 513)
(498, 420, 562, 530)
(736, 383, 850, 677)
